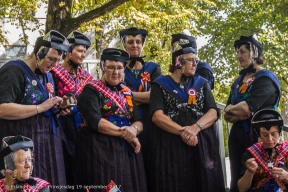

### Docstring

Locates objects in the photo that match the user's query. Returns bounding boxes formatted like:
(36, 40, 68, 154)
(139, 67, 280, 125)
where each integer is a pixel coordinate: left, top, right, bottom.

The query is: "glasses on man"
(46, 56, 61, 64)
(105, 66, 125, 72)
(17, 158, 34, 165)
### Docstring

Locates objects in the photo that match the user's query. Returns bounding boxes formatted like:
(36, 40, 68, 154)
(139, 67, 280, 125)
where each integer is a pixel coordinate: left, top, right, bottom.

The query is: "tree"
(1, 0, 288, 105)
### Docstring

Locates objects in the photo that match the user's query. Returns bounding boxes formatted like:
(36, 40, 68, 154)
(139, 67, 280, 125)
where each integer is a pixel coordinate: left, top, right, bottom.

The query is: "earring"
(101, 73, 107, 81)
(11, 169, 17, 179)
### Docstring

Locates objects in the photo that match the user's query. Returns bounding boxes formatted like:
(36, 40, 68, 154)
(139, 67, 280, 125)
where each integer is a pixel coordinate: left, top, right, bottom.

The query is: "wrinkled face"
(123, 35, 143, 57)
(69, 45, 87, 65)
(104, 60, 125, 86)
(236, 44, 252, 69)
(259, 126, 280, 149)
(181, 53, 197, 76)
(38, 48, 61, 73)
(13, 149, 33, 181)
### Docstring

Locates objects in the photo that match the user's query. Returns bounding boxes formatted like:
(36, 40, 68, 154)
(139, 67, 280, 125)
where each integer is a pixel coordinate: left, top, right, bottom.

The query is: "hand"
(38, 96, 63, 112)
(59, 107, 73, 116)
(271, 167, 288, 181)
(181, 124, 200, 139)
(120, 127, 141, 153)
(186, 135, 198, 146)
(246, 158, 258, 175)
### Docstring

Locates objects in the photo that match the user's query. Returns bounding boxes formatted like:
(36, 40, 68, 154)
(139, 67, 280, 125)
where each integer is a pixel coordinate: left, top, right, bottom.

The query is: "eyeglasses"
(17, 158, 34, 165)
(105, 66, 125, 72)
(183, 59, 197, 65)
(46, 56, 61, 64)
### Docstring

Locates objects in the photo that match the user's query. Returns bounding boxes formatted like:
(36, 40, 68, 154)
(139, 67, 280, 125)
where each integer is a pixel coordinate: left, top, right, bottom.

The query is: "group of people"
(0, 26, 286, 192)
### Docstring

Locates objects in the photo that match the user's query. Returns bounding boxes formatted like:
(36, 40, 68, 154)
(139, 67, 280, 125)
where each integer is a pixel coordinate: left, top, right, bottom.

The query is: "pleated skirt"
(73, 127, 147, 192)
(148, 126, 226, 192)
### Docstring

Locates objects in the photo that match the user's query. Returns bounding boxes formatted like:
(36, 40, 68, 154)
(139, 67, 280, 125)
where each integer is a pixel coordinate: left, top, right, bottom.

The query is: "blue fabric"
(264, 180, 280, 192)
(108, 116, 134, 156)
(3, 61, 60, 134)
(124, 61, 158, 92)
(153, 75, 207, 103)
(72, 107, 82, 129)
(231, 70, 281, 133)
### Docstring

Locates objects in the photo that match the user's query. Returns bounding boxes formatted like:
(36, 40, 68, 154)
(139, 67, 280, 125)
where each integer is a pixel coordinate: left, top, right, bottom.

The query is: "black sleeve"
(239, 151, 253, 178)
(150, 65, 162, 82)
(0, 65, 25, 104)
(78, 84, 102, 130)
(150, 82, 165, 116)
(203, 82, 218, 116)
(246, 76, 278, 112)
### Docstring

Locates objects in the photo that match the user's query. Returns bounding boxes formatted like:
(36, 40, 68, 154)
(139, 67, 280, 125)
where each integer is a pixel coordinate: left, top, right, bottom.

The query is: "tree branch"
(63, 0, 129, 35)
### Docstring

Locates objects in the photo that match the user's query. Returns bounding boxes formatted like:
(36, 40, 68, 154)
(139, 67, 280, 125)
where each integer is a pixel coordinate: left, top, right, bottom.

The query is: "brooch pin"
(32, 80, 37, 86)
(173, 90, 178, 94)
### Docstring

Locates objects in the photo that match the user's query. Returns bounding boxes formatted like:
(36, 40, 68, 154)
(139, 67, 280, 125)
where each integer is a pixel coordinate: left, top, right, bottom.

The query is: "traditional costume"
(0, 30, 69, 192)
(73, 48, 147, 192)
(50, 31, 93, 188)
(228, 35, 281, 192)
(0, 135, 50, 192)
(119, 27, 162, 179)
(149, 41, 225, 191)
(240, 109, 288, 192)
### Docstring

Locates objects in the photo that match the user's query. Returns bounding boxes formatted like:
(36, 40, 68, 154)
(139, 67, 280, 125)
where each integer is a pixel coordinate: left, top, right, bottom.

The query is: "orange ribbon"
(138, 72, 150, 92)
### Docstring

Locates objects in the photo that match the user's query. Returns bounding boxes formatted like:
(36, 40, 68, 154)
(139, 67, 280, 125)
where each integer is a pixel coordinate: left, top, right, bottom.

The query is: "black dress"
(0, 61, 66, 192)
(149, 75, 225, 192)
(73, 81, 147, 192)
(227, 72, 280, 192)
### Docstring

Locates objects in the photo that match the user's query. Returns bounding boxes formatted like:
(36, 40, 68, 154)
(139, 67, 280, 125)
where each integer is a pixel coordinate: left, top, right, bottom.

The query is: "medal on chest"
(187, 88, 196, 105)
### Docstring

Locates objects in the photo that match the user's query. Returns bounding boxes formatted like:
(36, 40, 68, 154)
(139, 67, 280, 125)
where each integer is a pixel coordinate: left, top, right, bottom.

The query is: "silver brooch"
(173, 90, 178, 94)
(32, 80, 37, 86)
(180, 84, 184, 90)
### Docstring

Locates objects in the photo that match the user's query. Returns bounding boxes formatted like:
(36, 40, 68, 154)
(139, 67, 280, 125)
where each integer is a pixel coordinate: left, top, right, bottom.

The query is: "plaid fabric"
(0, 177, 50, 192)
(247, 141, 288, 190)
(89, 80, 129, 113)
(52, 65, 93, 96)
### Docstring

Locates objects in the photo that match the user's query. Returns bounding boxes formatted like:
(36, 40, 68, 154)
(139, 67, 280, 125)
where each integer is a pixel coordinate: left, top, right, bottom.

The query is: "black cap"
(119, 27, 148, 40)
(67, 31, 91, 49)
(33, 30, 70, 54)
(234, 35, 263, 57)
(251, 109, 283, 136)
(101, 48, 130, 64)
(0, 135, 34, 170)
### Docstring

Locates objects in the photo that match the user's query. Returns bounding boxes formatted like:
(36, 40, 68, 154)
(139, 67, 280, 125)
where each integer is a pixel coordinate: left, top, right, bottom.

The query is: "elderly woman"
(149, 35, 225, 191)
(224, 35, 281, 192)
(238, 109, 288, 192)
(74, 48, 146, 191)
(119, 27, 162, 178)
(0, 30, 70, 191)
(0, 135, 50, 192)
(51, 31, 93, 188)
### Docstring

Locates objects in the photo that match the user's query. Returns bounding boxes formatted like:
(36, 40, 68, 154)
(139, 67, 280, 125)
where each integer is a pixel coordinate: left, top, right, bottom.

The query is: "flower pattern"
(160, 85, 204, 120)
(22, 76, 44, 104)
(54, 76, 73, 97)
